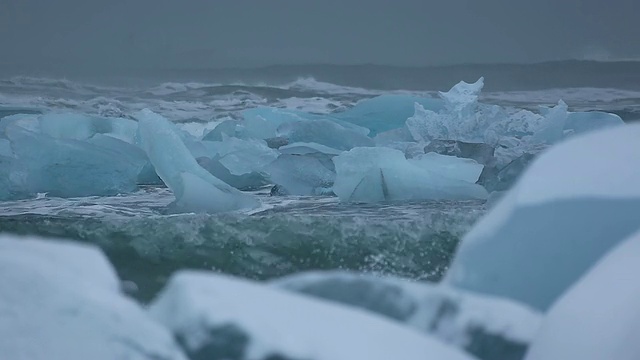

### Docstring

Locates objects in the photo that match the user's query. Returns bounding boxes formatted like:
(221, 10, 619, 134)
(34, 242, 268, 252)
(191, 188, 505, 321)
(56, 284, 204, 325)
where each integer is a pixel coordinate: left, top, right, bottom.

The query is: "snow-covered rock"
(273, 271, 542, 360)
(0, 234, 186, 360)
(446, 123, 640, 310)
(149, 270, 476, 360)
(525, 229, 640, 360)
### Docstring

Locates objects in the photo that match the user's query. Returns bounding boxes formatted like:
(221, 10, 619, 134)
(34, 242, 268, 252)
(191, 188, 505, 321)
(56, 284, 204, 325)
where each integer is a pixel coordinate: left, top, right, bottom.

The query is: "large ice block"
(202, 136, 279, 176)
(524, 229, 640, 360)
(445, 124, 640, 310)
(332, 147, 488, 203)
(149, 270, 474, 360)
(277, 119, 374, 151)
(39, 112, 138, 142)
(266, 154, 336, 195)
(7, 125, 142, 197)
(333, 94, 444, 136)
(0, 235, 186, 360)
(135, 109, 259, 213)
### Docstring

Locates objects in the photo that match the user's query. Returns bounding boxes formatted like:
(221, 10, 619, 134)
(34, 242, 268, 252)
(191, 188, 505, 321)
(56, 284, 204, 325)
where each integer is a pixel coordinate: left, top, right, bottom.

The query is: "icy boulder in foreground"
(7, 125, 142, 197)
(525, 230, 640, 360)
(149, 271, 475, 360)
(266, 154, 336, 196)
(332, 147, 488, 202)
(0, 235, 186, 360)
(136, 109, 259, 213)
(273, 271, 542, 360)
(446, 123, 640, 310)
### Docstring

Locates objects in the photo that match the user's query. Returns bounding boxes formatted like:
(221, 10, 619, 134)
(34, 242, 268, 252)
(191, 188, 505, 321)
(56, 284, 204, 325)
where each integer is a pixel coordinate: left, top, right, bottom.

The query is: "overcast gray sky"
(1, 0, 638, 70)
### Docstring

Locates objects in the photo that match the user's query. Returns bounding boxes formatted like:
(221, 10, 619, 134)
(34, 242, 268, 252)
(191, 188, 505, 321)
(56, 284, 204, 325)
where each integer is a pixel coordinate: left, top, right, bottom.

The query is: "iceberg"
(409, 153, 485, 183)
(7, 125, 142, 197)
(332, 147, 488, 203)
(0, 235, 186, 360)
(277, 119, 374, 151)
(445, 123, 640, 310)
(273, 271, 542, 360)
(524, 229, 640, 360)
(135, 109, 259, 213)
(266, 154, 336, 196)
(149, 270, 475, 360)
(332, 94, 444, 136)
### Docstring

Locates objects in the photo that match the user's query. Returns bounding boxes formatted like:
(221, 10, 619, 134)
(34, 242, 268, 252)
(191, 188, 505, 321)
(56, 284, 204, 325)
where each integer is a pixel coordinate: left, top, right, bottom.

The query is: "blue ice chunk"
(332, 147, 488, 203)
(87, 134, 162, 185)
(266, 154, 336, 196)
(333, 95, 444, 136)
(201, 136, 278, 176)
(564, 111, 624, 136)
(202, 119, 242, 141)
(7, 126, 142, 197)
(135, 109, 259, 213)
(277, 119, 374, 151)
(38, 113, 138, 142)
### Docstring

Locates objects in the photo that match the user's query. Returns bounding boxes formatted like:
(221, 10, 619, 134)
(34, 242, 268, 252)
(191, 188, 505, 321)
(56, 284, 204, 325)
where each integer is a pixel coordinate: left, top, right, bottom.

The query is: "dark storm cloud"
(0, 0, 638, 70)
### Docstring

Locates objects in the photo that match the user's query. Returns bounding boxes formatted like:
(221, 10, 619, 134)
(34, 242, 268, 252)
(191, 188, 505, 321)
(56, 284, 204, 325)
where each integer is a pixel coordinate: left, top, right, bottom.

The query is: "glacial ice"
(149, 270, 475, 360)
(332, 94, 444, 136)
(197, 156, 270, 190)
(273, 271, 542, 360)
(409, 153, 484, 183)
(135, 109, 259, 213)
(202, 136, 279, 176)
(279, 141, 343, 156)
(332, 147, 488, 203)
(277, 119, 374, 150)
(525, 229, 640, 360)
(38, 112, 138, 143)
(445, 123, 640, 310)
(7, 125, 142, 197)
(564, 110, 624, 136)
(0, 235, 186, 360)
(87, 133, 162, 185)
(266, 154, 336, 196)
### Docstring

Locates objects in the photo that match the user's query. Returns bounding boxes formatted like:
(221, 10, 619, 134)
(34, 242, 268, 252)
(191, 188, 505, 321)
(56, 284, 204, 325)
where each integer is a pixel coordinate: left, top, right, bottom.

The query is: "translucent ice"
(277, 119, 374, 150)
(273, 271, 542, 360)
(409, 153, 484, 183)
(525, 229, 640, 360)
(266, 154, 336, 195)
(445, 124, 640, 310)
(0, 235, 186, 360)
(38, 112, 138, 142)
(135, 109, 259, 213)
(564, 110, 624, 136)
(149, 270, 474, 360)
(202, 135, 279, 176)
(332, 147, 488, 203)
(7, 125, 142, 197)
(333, 94, 444, 136)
